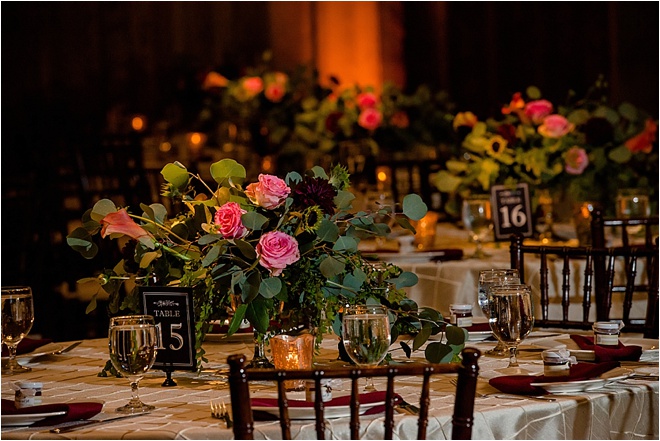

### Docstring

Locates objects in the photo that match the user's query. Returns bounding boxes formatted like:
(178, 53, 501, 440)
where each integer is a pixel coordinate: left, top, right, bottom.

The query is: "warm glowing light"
(377, 171, 388, 182)
(187, 132, 207, 151)
(131, 115, 146, 132)
(262, 156, 274, 173)
(159, 141, 172, 152)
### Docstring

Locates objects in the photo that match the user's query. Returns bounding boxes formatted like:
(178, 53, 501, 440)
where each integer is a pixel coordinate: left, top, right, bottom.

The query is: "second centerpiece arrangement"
(68, 159, 466, 369)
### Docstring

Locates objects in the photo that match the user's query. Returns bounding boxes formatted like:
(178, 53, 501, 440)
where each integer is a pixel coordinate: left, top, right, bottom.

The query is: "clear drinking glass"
(342, 305, 391, 391)
(1, 286, 35, 375)
(488, 284, 534, 369)
(478, 270, 520, 356)
(462, 194, 493, 259)
(108, 315, 160, 413)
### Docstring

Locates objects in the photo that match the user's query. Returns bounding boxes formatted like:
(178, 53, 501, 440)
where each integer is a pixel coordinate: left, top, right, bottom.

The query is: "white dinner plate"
(366, 251, 460, 264)
(530, 367, 633, 394)
(252, 401, 385, 420)
(1, 343, 64, 362)
(529, 336, 659, 362)
(1, 411, 67, 427)
(467, 331, 492, 342)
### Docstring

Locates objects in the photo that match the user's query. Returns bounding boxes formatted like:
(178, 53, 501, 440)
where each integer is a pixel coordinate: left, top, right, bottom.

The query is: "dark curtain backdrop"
(2, 1, 657, 340)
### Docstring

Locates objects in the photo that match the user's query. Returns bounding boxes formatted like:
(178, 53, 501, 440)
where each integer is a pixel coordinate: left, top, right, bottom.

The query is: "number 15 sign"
(140, 286, 196, 371)
(490, 183, 534, 241)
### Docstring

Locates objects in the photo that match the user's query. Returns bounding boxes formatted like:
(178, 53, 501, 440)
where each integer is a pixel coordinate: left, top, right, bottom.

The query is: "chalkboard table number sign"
(140, 286, 196, 386)
(491, 183, 534, 241)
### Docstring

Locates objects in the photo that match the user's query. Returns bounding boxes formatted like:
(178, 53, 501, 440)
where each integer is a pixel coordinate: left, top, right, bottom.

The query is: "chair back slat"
(227, 348, 481, 440)
(509, 234, 658, 337)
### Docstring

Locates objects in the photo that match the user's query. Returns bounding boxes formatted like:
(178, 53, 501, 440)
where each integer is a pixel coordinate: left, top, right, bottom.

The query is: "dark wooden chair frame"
(510, 234, 659, 338)
(228, 348, 481, 440)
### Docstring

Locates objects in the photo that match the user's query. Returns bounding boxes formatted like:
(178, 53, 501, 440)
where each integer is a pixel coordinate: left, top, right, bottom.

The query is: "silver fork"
(210, 400, 233, 428)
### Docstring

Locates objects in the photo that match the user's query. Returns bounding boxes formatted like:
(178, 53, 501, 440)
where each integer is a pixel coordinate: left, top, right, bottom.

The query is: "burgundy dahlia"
(293, 177, 337, 215)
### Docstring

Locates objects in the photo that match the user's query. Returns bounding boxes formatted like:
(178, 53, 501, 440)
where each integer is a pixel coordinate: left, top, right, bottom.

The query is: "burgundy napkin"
(210, 323, 253, 334)
(489, 361, 621, 395)
(1, 338, 53, 357)
(570, 334, 642, 362)
(465, 323, 491, 333)
(251, 391, 400, 418)
(1, 399, 103, 427)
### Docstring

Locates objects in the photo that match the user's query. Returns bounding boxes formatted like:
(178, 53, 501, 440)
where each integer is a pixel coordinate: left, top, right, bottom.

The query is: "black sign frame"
(140, 286, 197, 371)
(490, 183, 534, 241)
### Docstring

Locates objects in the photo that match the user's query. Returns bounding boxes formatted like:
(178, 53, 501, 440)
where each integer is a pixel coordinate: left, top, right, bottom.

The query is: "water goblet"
(108, 315, 160, 413)
(478, 269, 520, 356)
(462, 195, 493, 259)
(1, 286, 35, 375)
(342, 305, 391, 392)
(487, 284, 534, 370)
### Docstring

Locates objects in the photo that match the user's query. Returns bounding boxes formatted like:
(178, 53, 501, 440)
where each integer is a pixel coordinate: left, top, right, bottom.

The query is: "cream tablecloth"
(1, 335, 658, 440)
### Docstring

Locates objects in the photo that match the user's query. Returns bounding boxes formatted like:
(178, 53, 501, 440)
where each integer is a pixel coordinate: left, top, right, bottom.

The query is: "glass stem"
(508, 346, 519, 367)
(129, 381, 141, 405)
(7, 344, 19, 367)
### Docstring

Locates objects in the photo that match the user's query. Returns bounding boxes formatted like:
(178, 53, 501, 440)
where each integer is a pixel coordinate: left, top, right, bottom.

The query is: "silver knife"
(49, 413, 147, 433)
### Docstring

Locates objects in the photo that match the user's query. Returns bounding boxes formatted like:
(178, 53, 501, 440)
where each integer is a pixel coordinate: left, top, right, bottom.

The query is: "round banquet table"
(1, 333, 658, 440)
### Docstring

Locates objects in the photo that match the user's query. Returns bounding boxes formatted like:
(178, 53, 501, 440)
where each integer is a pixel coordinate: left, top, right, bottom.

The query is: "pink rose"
(264, 82, 286, 102)
(356, 92, 378, 109)
(625, 119, 657, 154)
(524, 100, 554, 124)
(256, 231, 300, 276)
(565, 147, 589, 175)
(214, 202, 248, 239)
(245, 174, 291, 209)
(100, 209, 154, 248)
(538, 114, 575, 138)
(242, 76, 263, 97)
(357, 108, 382, 131)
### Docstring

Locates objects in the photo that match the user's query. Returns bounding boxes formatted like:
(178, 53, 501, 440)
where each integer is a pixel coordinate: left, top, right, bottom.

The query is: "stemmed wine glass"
(478, 269, 520, 356)
(108, 315, 160, 413)
(342, 305, 391, 392)
(462, 194, 493, 259)
(1, 286, 35, 375)
(487, 284, 534, 370)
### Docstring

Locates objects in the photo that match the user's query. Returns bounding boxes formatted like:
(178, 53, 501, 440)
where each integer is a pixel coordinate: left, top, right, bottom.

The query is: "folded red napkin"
(1, 399, 103, 427)
(489, 361, 621, 395)
(1, 338, 53, 357)
(465, 323, 491, 333)
(251, 391, 400, 418)
(570, 334, 642, 362)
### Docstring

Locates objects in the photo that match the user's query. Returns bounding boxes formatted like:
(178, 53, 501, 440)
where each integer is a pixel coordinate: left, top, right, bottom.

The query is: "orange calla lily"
(101, 209, 155, 249)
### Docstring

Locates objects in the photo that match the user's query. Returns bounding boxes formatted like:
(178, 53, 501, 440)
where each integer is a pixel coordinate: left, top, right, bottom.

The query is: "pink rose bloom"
(214, 202, 248, 239)
(357, 107, 382, 131)
(256, 231, 300, 276)
(245, 174, 291, 209)
(356, 92, 378, 109)
(625, 119, 657, 154)
(565, 147, 590, 175)
(242, 76, 263, 97)
(100, 209, 154, 248)
(524, 100, 554, 124)
(264, 82, 286, 102)
(538, 114, 575, 138)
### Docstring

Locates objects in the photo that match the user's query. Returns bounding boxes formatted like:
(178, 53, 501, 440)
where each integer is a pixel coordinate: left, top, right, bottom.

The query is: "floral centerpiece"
(435, 78, 658, 217)
(67, 159, 467, 368)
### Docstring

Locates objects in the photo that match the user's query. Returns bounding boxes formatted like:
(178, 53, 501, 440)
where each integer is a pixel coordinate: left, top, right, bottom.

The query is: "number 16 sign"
(140, 286, 196, 371)
(491, 183, 534, 240)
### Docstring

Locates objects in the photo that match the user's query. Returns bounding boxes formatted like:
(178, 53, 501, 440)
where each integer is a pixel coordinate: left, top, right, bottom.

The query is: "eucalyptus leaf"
(334, 190, 356, 210)
(319, 255, 346, 278)
(210, 159, 246, 186)
(333, 235, 358, 253)
(445, 325, 468, 345)
(402, 194, 428, 221)
(608, 144, 633, 164)
(242, 211, 268, 230)
(235, 239, 257, 260)
(240, 271, 262, 304)
(198, 234, 222, 245)
(412, 324, 432, 351)
(424, 341, 453, 363)
(139, 251, 160, 268)
(201, 244, 221, 267)
(317, 219, 340, 242)
(285, 171, 303, 185)
(161, 162, 189, 189)
(90, 199, 117, 222)
(246, 298, 270, 333)
(259, 277, 282, 298)
(389, 271, 418, 289)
